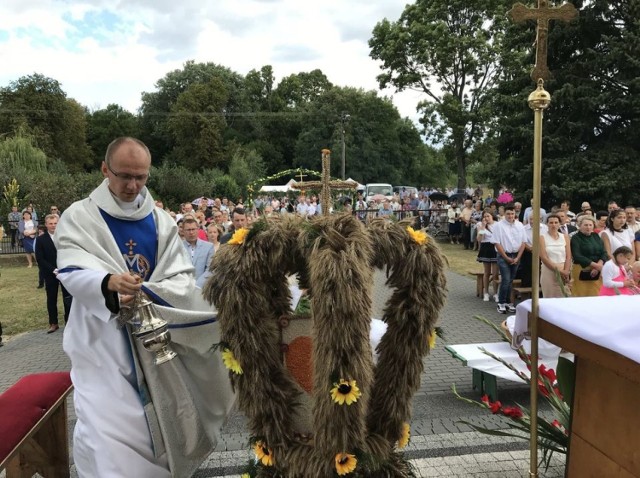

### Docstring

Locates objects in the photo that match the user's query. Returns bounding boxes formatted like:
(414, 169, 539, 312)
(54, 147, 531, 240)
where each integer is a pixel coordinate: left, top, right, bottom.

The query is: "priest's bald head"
(102, 137, 152, 202)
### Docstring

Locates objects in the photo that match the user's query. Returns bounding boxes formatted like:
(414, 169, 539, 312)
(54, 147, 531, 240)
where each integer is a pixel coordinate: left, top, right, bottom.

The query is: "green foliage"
(86, 104, 140, 167)
(148, 163, 223, 210)
(275, 69, 333, 108)
(139, 61, 247, 163)
(167, 78, 229, 170)
(294, 86, 425, 184)
(0, 131, 48, 173)
(369, 0, 510, 189)
(213, 175, 241, 202)
(228, 147, 266, 191)
(2, 178, 20, 209)
(492, 0, 640, 208)
(0, 74, 91, 170)
(19, 170, 79, 211)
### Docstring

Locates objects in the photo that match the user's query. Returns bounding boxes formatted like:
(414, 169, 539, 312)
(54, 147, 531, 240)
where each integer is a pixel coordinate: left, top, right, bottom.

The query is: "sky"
(0, 0, 426, 120)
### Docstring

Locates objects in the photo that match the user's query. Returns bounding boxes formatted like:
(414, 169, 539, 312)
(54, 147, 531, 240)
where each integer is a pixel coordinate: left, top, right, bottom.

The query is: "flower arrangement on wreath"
(452, 316, 571, 470)
(204, 213, 448, 477)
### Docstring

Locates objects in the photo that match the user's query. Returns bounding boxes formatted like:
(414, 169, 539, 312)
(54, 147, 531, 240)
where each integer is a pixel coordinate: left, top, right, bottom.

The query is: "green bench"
(445, 342, 529, 401)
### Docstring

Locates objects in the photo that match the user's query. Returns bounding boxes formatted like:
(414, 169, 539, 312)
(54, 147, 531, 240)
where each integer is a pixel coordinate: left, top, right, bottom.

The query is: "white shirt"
(627, 221, 640, 234)
(601, 259, 627, 289)
(296, 202, 309, 215)
(490, 219, 527, 253)
(523, 206, 546, 224)
(542, 231, 567, 263)
(600, 228, 635, 253)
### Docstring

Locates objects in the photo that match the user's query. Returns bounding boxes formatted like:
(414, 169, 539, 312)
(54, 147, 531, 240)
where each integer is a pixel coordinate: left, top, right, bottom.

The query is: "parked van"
(364, 183, 393, 201)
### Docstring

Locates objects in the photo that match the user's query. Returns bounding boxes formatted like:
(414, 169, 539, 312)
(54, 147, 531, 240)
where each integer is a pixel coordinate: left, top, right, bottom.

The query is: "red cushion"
(0, 372, 72, 461)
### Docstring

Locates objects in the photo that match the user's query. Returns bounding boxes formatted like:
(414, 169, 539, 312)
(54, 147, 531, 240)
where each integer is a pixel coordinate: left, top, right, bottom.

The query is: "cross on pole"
(508, 0, 578, 82)
(290, 149, 357, 216)
(296, 170, 307, 183)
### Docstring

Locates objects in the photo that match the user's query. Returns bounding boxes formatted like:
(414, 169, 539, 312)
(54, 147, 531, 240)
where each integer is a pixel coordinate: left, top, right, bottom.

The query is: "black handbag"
(579, 269, 600, 281)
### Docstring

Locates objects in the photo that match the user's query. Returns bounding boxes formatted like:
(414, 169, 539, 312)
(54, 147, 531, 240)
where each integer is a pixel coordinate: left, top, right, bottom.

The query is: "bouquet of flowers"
(452, 316, 571, 470)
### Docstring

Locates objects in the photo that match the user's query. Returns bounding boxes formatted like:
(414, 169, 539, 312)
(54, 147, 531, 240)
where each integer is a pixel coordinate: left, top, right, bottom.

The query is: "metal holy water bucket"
(132, 294, 177, 365)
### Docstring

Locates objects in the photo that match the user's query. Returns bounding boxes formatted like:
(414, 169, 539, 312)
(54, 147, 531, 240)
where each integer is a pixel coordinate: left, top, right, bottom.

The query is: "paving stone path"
(0, 268, 565, 477)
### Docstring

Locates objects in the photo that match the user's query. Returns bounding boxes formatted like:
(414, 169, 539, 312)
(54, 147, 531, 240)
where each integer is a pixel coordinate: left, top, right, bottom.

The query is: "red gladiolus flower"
(538, 381, 550, 397)
(538, 364, 557, 383)
(481, 395, 490, 406)
(552, 419, 562, 428)
(502, 406, 524, 419)
(489, 400, 502, 414)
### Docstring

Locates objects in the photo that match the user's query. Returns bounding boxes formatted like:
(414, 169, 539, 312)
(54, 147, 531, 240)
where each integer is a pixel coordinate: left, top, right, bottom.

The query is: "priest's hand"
(108, 272, 142, 296)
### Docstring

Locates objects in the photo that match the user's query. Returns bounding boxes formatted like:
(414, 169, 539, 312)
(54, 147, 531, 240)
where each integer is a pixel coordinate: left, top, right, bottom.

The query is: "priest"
(55, 137, 234, 477)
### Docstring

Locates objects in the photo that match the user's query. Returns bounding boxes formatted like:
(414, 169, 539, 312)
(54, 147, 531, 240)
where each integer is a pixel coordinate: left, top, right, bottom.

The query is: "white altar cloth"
(514, 295, 640, 365)
(447, 341, 565, 383)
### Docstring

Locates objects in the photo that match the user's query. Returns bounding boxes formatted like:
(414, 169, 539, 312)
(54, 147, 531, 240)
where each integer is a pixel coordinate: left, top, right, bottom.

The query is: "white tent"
(260, 178, 297, 193)
(347, 178, 365, 190)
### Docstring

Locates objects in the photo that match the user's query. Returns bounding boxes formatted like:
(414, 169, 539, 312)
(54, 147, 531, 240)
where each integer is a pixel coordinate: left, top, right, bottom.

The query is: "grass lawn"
(0, 238, 478, 339)
(436, 240, 481, 276)
(1, 255, 56, 337)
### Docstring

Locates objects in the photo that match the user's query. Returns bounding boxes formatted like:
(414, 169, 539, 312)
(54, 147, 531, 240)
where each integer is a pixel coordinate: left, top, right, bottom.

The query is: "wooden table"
(511, 295, 640, 478)
(537, 318, 640, 477)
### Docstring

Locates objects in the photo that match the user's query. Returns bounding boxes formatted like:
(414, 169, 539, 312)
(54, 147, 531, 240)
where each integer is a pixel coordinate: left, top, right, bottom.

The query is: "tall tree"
(86, 104, 140, 166)
(139, 61, 247, 163)
(276, 69, 334, 108)
(492, 0, 640, 208)
(369, 0, 509, 190)
(241, 65, 288, 173)
(0, 74, 91, 170)
(294, 86, 427, 185)
(166, 79, 229, 170)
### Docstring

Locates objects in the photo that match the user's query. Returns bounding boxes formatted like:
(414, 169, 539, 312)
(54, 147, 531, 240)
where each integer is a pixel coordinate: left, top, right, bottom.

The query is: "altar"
(515, 296, 640, 477)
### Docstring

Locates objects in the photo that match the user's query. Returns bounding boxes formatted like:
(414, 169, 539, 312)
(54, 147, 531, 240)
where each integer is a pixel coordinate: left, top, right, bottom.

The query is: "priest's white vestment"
(56, 179, 234, 478)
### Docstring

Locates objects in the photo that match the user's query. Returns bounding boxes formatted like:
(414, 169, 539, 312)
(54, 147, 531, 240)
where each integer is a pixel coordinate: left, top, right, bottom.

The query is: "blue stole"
(99, 209, 157, 281)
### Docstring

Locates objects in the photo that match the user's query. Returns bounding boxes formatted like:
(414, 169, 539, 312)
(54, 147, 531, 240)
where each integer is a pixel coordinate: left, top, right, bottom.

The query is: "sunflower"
(228, 227, 249, 245)
(335, 453, 357, 475)
(221, 348, 243, 374)
(406, 226, 428, 245)
(253, 440, 274, 466)
(330, 379, 361, 405)
(427, 330, 437, 349)
(398, 422, 410, 449)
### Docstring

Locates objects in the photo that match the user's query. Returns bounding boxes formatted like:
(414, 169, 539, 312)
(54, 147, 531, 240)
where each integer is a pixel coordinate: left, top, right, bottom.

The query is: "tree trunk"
(455, 133, 466, 191)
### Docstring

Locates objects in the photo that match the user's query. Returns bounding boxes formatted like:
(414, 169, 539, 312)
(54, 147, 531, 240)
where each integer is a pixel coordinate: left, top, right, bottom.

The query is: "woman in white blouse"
(18, 210, 38, 268)
(539, 213, 572, 298)
(600, 208, 636, 262)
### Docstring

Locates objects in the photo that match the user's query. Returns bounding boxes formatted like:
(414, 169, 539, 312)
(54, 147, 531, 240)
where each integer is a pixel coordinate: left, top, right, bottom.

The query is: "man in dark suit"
(414, 209, 430, 230)
(35, 214, 72, 333)
(220, 207, 247, 244)
(556, 211, 577, 235)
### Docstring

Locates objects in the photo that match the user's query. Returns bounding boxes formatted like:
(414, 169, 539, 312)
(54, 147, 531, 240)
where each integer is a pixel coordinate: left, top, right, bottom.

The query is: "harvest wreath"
(204, 214, 447, 477)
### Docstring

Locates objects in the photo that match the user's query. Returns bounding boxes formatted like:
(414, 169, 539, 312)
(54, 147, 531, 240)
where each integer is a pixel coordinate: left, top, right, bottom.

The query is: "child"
(599, 246, 636, 296)
(630, 261, 640, 293)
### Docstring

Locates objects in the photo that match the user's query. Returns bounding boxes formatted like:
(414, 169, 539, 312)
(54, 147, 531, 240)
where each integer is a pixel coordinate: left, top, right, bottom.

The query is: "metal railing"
(353, 208, 451, 238)
(1, 221, 26, 255)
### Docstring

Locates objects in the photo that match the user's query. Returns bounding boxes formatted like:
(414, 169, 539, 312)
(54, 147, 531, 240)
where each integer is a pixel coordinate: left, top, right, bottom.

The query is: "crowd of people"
(10, 187, 640, 322)
(458, 198, 640, 313)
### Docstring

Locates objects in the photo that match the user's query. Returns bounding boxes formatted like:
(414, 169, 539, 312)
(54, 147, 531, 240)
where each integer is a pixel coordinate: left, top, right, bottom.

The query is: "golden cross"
(290, 149, 357, 216)
(509, 0, 578, 82)
(296, 170, 307, 183)
(125, 239, 137, 257)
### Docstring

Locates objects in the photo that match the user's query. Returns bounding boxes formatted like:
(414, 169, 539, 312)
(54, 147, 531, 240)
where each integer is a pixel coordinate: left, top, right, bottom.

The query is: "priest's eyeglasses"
(107, 162, 150, 183)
